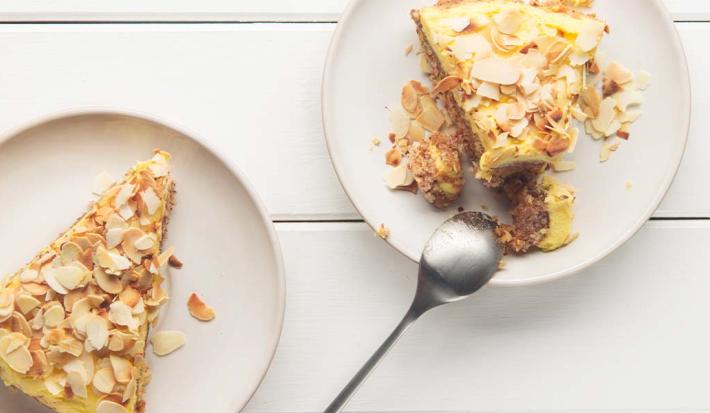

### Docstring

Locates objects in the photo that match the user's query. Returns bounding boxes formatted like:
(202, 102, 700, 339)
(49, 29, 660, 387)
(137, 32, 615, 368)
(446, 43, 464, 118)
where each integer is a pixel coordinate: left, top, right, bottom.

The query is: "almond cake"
(0, 151, 175, 413)
(383, 0, 646, 254)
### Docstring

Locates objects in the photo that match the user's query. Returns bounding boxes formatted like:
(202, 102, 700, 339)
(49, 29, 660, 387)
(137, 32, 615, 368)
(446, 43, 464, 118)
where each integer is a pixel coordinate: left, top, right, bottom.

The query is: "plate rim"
(0, 107, 287, 412)
(322, 0, 691, 287)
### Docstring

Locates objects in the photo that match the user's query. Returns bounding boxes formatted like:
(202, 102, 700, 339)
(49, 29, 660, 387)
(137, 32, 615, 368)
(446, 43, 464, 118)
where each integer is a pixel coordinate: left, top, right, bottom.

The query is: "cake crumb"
(369, 136, 381, 151)
(404, 43, 414, 56)
(481, 205, 489, 211)
(498, 259, 507, 270)
(376, 224, 390, 240)
(457, 206, 464, 213)
(625, 181, 633, 191)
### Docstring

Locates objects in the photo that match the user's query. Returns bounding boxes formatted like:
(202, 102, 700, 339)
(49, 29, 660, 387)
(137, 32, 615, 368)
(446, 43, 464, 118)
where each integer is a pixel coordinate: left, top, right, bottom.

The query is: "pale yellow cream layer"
(537, 175, 575, 252)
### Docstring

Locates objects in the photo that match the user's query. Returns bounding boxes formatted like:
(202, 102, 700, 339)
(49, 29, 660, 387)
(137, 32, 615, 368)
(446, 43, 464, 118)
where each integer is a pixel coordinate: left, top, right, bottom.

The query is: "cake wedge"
(0, 151, 175, 413)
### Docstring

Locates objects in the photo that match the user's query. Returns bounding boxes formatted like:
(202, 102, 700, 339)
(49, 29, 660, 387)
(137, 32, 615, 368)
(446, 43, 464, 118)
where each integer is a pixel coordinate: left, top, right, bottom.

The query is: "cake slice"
(0, 151, 175, 413)
(412, 0, 607, 186)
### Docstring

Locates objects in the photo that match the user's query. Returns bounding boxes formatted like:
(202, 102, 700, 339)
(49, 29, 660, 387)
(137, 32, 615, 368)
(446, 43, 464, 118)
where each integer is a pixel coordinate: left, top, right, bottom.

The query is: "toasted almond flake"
(19, 268, 39, 283)
(93, 368, 117, 394)
(450, 34, 492, 61)
(93, 267, 123, 295)
(109, 302, 139, 331)
(509, 118, 529, 138)
(416, 97, 446, 132)
(97, 400, 128, 413)
(187, 293, 216, 322)
(134, 235, 154, 251)
(93, 172, 115, 195)
(389, 107, 410, 139)
(376, 224, 390, 240)
(141, 187, 161, 216)
(605, 62, 634, 85)
(600, 140, 621, 162)
(615, 90, 643, 112)
(42, 267, 69, 295)
(462, 95, 483, 112)
(591, 97, 618, 133)
(471, 57, 520, 85)
(385, 162, 415, 190)
(576, 20, 605, 52)
(151, 331, 186, 356)
(67, 370, 88, 399)
(636, 70, 651, 90)
(110, 355, 133, 384)
(86, 315, 109, 350)
(432, 76, 462, 95)
(118, 202, 135, 221)
(157, 246, 175, 268)
(55, 265, 86, 291)
(119, 287, 141, 308)
(476, 82, 500, 101)
(443, 16, 471, 32)
(493, 9, 524, 35)
(16, 294, 40, 314)
(45, 377, 64, 396)
(401, 83, 419, 114)
(0, 334, 32, 374)
(105, 228, 125, 250)
(570, 104, 588, 121)
(43, 303, 65, 328)
(113, 184, 134, 209)
(123, 378, 136, 403)
(106, 214, 128, 231)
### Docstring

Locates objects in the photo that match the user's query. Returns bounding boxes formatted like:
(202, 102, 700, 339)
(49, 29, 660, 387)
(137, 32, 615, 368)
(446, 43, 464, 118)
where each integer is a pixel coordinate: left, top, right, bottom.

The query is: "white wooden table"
(0, 1, 708, 412)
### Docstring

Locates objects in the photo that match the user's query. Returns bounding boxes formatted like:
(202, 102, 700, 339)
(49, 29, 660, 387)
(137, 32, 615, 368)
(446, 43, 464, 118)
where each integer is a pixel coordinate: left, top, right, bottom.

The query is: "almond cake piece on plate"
(0, 151, 175, 413)
(403, 0, 610, 252)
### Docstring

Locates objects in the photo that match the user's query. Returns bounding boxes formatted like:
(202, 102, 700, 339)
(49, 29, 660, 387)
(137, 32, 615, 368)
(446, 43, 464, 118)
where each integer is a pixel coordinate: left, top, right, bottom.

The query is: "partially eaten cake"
(0, 151, 175, 413)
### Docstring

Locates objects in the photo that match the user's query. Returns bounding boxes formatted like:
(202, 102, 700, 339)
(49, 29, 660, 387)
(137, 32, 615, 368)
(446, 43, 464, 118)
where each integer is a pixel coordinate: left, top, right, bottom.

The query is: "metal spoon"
(324, 211, 502, 412)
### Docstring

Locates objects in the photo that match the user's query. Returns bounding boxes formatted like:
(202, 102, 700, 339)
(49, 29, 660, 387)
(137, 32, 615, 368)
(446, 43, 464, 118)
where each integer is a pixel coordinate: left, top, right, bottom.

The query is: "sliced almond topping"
(67, 370, 88, 399)
(591, 97, 618, 133)
(16, 294, 40, 314)
(615, 90, 643, 112)
(476, 82, 500, 101)
(576, 20, 605, 52)
(55, 265, 86, 291)
(106, 228, 125, 250)
(106, 214, 128, 231)
(443, 16, 471, 32)
(151, 331, 186, 356)
(119, 287, 141, 308)
(389, 107, 410, 139)
(109, 302, 139, 331)
(416, 96, 446, 132)
(93, 368, 117, 394)
(493, 9, 524, 35)
(187, 293, 216, 322)
(471, 57, 521, 85)
(93, 267, 123, 295)
(157, 246, 176, 268)
(385, 161, 415, 190)
(605, 62, 634, 85)
(122, 378, 136, 403)
(432, 76, 462, 95)
(401, 83, 419, 114)
(141, 187, 161, 216)
(97, 400, 128, 413)
(110, 355, 133, 384)
(43, 302, 65, 328)
(134, 235, 154, 251)
(42, 267, 69, 295)
(0, 333, 32, 374)
(113, 184, 135, 209)
(581, 86, 602, 117)
(450, 33, 492, 61)
(19, 268, 39, 283)
(60, 242, 83, 265)
(93, 172, 115, 195)
(86, 315, 109, 351)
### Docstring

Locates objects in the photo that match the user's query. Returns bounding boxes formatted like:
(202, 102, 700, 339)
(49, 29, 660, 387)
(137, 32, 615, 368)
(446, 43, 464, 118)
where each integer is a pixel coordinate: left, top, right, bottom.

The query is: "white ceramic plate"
(0, 112, 285, 412)
(323, 0, 690, 286)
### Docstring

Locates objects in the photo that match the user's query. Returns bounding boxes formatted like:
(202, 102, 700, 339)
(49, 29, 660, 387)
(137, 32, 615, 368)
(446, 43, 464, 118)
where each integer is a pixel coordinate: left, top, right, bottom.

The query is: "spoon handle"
(324, 309, 419, 413)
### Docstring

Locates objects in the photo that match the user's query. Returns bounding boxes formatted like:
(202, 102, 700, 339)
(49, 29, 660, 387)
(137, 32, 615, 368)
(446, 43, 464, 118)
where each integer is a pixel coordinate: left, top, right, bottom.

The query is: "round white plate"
(323, 0, 690, 286)
(0, 112, 285, 412)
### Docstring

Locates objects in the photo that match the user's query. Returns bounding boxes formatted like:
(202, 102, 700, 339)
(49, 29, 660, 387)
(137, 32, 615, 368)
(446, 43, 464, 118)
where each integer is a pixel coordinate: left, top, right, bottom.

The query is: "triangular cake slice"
(0, 151, 175, 413)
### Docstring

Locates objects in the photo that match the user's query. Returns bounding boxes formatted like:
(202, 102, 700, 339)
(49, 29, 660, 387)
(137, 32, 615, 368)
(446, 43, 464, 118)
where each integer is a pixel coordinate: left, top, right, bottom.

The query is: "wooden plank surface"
(0, 23, 703, 220)
(0, 0, 705, 22)
(245, 220, 710, 412)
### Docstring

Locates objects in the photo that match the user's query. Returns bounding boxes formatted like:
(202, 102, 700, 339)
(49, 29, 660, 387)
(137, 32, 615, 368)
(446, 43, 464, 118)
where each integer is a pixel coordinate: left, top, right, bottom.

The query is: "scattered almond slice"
(389, 107, 410, 139)
(476, 82, 500, 101)
(605, 62, 634, 85)
(187, 293, 216, 322)
(600, 140, 621, 162)
(151, 331, 186, 356)
(471, 57, 521, 85)
(385, 162, 415, 189)
(442, 16, 471, 32)
(416, 97, 446, 131)
(376, 224, 390, 240)
(93, 172, 115, 195)
(636, 70, 651, 90)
